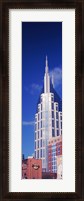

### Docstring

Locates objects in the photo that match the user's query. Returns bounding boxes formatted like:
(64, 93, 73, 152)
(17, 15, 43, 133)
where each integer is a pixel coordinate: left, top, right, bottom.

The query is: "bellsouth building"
(34, 57, 62, 172)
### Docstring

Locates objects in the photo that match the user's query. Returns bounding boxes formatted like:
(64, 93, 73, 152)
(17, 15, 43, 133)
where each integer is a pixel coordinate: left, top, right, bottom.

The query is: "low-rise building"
(42, 172, 57, 179)
(22, 159, 27, 179)
(22, 157, 42, 179)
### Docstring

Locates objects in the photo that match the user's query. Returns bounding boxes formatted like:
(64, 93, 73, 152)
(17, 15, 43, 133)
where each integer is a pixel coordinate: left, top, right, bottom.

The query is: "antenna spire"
(44, 55, 50, 93)
(45, 55, 48, 73)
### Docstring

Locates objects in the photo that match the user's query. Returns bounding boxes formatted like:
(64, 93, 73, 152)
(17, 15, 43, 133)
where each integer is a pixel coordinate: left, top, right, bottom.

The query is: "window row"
(40, 96, 54, 102)
(35, 112, 59, 124)
(37, 102, 59, 114)
(35, 117, 59, 127)
(37, 102, 55, 113)
(35, 130, 43, 139)
(35, 121, 54, 130)
(35, 125, 61, 136)
(35, 149, 45, 158)
(35, 139, 45, 149)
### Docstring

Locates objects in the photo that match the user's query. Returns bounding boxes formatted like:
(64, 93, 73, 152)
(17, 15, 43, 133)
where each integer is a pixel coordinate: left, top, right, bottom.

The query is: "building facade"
(57, 155, 62, 179)
(22, 159, 27, 179)
(34, 57, 62, 172)
(48, 135, 62, 174)
(22, 157, 42, 179)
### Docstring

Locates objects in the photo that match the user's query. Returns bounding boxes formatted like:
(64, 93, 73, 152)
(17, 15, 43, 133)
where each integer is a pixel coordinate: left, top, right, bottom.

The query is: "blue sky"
(22, 22, 62, 158)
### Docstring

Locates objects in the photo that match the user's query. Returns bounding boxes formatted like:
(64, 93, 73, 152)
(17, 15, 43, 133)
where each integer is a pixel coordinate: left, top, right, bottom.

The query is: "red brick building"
(22, 157, 42, 179)
(48, 136, 62, 174)
(22, 159, 27, 179)
(42, 172, 57, 179)
(56, 135, 62, 156)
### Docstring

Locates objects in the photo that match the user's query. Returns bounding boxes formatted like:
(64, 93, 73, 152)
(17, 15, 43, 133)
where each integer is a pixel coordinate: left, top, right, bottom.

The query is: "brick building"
(42, 172, 57, 179)
(48, 135, 62, 176)
(22, 157, 42, 179)
(22, 159, 27, 179)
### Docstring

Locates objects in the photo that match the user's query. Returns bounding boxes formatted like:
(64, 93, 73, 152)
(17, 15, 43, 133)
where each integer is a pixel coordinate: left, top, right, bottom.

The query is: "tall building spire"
(45, 55, 48, 74)
(44, 56, 50, 93)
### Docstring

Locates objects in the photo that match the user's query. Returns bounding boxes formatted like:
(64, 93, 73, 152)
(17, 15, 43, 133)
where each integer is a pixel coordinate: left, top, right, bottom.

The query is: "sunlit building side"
(34, 57, 62, 172)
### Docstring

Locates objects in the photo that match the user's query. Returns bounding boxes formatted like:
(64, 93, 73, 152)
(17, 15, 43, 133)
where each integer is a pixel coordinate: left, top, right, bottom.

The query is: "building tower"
(34, 57, 62, 172)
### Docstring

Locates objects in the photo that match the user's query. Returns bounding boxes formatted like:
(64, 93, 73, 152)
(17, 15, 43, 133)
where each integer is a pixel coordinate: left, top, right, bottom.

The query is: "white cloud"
(24, 83, 42, 95)
(22, 121, 35, 126)
(50, 67, 62, 88)
(30, 83, 42, 94)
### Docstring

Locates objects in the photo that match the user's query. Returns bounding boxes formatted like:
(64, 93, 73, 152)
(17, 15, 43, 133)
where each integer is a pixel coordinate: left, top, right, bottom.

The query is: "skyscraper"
(34, 57, 62, 172)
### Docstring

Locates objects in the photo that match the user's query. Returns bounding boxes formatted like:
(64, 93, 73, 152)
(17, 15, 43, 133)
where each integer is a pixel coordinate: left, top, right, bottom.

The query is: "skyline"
(22, 22, 62, 158)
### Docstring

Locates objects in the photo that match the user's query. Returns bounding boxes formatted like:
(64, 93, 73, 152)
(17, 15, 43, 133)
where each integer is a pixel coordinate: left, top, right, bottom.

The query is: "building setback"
(34, 57, 62, 172)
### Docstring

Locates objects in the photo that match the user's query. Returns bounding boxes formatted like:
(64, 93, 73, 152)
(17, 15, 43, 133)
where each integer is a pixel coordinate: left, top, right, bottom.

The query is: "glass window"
(52, 129, 54, 137)
(61, 122, 62, 129)
(52, 103, 54, 110)
(41, 121, 42, 128)
(52, 111, 54, 118)
(38, 131, 39, 139)
(56, 105, 58, 111)
(57, 130, 59, 136)
(38, 141, 39, 148)
(38, 122, 39, 130)
(56, 121, 59, 128)
(37, 150, 39, 158)
(41, 149, 42, 158)
(52, 120, 54, 127)
(60, 115, 62, 120)
(41, 139, 42, 147)
(52, 145, 56, 149)
(38, 107, 40, 112)
(39, 122, 40, 129)
(56, 112, 58, 119)
(41, 104, 42, 111)
(38, 114, 39, 121)
(41, 130, 42, 137)
(58, 147, 60, 153)
(41, 112, 42, 119)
